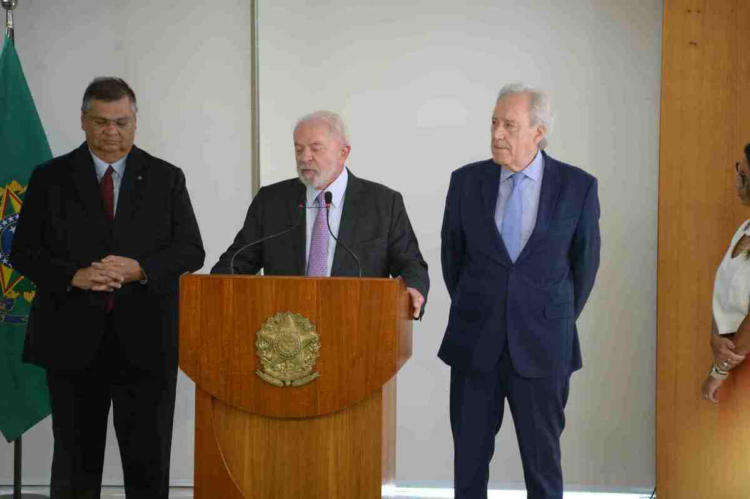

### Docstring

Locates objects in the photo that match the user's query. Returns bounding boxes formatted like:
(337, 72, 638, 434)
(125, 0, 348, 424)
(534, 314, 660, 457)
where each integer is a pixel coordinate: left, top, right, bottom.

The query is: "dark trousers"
(450, 350, 570, 499)
(45, 312, 178, 499)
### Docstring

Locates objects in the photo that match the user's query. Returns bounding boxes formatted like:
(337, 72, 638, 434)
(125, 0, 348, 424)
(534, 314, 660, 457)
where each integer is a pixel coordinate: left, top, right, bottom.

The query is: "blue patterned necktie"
(501, 172, 526, 262)
(307, 191, 329, 276)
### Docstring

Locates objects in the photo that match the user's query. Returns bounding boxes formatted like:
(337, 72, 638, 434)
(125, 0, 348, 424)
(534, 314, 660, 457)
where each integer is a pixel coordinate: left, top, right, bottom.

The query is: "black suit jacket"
(211, 170, 429, 300)
(10, 143, 205, 372)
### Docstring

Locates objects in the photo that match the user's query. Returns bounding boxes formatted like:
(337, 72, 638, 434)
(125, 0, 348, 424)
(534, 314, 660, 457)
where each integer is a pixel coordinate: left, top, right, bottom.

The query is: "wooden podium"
(179, 275, 413, 498)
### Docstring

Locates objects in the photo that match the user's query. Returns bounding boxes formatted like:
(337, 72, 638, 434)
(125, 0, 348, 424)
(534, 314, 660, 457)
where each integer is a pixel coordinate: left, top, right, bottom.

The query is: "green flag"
(0, 34, 53, 442)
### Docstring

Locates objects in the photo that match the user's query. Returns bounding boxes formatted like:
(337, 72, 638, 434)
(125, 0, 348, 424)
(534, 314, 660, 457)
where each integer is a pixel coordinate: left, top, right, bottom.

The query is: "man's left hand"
(92, 255, 145, 284)
(406, 287, 424, 320)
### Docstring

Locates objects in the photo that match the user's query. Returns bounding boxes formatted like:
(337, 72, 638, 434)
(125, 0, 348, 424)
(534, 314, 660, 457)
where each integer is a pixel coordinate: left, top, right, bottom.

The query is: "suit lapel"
(480, 161, 513, 265)
(113, 146, 147, 237)
(331, 169, 361, 276)
(290, 182, 307, 275)
(517, 151, 562, 262)
(70, 144, 111, 245)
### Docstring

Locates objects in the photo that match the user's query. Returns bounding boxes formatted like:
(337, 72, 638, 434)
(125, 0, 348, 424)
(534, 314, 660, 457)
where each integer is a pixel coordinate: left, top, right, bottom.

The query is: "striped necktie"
(307, 191, 329, 276)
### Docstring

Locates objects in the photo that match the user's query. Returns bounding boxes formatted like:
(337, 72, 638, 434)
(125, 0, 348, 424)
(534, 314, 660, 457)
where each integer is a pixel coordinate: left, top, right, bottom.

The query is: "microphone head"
(324, 191, 333, 207)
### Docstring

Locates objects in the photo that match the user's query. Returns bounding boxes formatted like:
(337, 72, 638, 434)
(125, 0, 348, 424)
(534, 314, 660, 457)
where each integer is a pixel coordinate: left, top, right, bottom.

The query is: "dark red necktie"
(100, 166, 115, 221)
(100, 166, 115, 311)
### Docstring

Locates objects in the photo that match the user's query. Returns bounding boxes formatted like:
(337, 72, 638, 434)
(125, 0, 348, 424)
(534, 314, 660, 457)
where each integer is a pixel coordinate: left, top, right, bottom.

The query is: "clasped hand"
(71, 256, 143, 291)
(710, 334, 745, 372)
(702, 335, 748, 404)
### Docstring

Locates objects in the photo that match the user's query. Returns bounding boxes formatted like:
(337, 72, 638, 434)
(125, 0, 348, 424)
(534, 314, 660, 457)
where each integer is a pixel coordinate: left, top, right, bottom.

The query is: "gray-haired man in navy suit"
(439, 84, 600, 499)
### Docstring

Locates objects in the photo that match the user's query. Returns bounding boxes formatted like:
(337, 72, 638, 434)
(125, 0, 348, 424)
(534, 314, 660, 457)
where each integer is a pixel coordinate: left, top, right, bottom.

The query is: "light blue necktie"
(501, 173, 525, 262)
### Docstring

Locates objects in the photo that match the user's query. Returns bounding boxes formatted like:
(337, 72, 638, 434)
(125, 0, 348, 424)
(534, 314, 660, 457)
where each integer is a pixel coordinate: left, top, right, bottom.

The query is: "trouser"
(46, 312, 178, 499)
(450, 349, 571, 499)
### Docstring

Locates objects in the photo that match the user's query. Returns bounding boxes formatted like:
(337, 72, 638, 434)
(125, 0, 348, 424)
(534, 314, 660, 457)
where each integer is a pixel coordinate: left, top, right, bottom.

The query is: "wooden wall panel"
(657, 0, 750, 497)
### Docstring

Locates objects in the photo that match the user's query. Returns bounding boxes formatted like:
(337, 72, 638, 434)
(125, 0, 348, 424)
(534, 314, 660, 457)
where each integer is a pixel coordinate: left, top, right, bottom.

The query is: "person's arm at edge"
(10, 166, 81, 296)
(441, 171, 464, 302)
(570, 177, 601, 319)
(137, 168, 205, 289)
(386, 192, 429, 320)
(703, 314, 749, 403)
(210, 186, 266, 275)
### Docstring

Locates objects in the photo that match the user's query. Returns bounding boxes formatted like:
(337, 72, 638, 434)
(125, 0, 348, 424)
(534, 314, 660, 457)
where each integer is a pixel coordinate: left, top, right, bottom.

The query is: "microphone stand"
(229, 200, 305, 275)
(323, 192, 361, 278)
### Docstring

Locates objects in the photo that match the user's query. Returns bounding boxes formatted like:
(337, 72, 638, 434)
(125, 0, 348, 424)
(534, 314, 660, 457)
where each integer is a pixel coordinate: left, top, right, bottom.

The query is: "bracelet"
(710, 364, 729, 380)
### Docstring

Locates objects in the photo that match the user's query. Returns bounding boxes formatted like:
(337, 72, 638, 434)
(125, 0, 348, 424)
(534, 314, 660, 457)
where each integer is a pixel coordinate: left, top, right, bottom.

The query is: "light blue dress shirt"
(305, 167, 348, 276)
(90, 150, 128, 216)
(494, 149, 545, 255)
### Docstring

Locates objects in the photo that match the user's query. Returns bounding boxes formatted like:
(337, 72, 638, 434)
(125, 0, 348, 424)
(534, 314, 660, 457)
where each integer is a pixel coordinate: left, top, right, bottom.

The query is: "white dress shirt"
(90, 150, 128, 216)
(713, 220, 750, 335)
(494, 149, 545, 253)
(304, 167, 348, 276)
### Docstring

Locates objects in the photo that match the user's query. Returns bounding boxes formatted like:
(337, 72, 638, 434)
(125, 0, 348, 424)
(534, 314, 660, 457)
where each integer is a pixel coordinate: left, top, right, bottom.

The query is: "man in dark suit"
(439, 84, 600, 499)
(10, 77, 205, 499)
(212, 110, 428, 318)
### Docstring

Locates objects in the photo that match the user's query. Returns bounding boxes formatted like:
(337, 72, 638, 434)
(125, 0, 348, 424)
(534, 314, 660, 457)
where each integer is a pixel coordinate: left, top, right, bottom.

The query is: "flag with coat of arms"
(0, 34, 53, 442)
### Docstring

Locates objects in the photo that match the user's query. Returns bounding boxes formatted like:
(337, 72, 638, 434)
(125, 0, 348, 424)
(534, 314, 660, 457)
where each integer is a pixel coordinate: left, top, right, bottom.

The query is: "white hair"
(497, 83, 553, 150)
(294, 110, 350, 145)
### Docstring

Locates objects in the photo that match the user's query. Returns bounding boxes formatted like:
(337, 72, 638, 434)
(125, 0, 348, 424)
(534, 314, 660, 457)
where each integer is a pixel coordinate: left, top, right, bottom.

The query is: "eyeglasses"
(86, 116, 133, 129)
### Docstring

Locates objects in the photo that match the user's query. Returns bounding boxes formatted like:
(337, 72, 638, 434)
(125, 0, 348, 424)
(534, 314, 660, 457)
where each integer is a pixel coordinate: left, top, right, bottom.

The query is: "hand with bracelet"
(701, 330, 749, 403)
(701, 362, 730, 404)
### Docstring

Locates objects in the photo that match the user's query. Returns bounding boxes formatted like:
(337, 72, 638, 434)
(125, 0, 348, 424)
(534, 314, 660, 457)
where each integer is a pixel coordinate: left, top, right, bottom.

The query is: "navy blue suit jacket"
(438, 152, 600, 378)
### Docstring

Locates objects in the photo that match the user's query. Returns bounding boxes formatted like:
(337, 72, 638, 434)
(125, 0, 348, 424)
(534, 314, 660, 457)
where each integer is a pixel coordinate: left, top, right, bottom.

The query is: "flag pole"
(1, 3, 47, 497)
(2, 0, 15, 43)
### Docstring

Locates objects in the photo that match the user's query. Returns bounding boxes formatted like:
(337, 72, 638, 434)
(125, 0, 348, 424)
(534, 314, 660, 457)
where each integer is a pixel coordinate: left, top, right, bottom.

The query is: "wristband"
(710, 364, 729, 380)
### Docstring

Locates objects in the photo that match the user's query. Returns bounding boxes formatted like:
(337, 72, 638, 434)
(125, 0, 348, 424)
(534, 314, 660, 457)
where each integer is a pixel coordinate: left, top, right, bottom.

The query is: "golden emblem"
(255, 312, 321, 387)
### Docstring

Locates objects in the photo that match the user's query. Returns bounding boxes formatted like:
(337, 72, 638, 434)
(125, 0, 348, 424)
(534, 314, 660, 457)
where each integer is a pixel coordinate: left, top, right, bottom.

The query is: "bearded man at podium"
(211, 110, 429, 319)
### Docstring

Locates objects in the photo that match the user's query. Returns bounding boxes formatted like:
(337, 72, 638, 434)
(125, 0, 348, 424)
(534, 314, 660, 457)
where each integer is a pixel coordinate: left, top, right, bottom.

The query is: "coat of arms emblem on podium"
(255, 312, 321, 387)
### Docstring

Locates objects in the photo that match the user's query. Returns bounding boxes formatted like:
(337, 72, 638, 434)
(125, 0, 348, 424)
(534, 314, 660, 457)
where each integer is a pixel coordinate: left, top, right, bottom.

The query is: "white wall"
(259, 0, 661, 491)
(0, 0, 253, 486)
(1, 0, 662, 492)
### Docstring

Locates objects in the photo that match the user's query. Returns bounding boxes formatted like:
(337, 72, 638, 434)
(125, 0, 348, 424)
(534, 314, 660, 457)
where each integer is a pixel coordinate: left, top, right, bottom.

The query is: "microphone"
(229, 196, 305, 275)
(324, 191, 362, 278)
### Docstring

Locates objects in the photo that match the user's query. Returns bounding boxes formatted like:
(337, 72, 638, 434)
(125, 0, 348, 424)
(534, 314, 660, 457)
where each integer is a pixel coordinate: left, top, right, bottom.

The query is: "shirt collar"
(90, 149, 128, 180)
(500, 149, 544, 183)
(306, 167, 349, 208)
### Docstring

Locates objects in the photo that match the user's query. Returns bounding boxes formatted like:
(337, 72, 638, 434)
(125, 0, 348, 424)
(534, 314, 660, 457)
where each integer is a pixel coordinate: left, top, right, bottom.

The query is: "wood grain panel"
(194, 389, 245, 499)
(179, 275, 412, 418)
(206, 381, 393, 499)
(657, 0, 750, 497)
(183, 276, 408, 498)
(382, 377, 397, 486)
